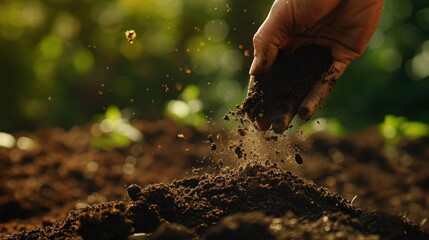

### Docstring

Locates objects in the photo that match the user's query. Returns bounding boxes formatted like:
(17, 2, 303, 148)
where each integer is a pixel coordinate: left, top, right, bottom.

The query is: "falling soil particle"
(210, 143, 217, 151)
(265, 136, 279, 141)
(207, 134, 214, 143)
(237, 44, 335, 133)
(125, 30, 136, 44)
(237, 128, 246, 137)
(177, 133, 185, 139)
(294, 153, 303, 165)
(234, 145, 244, 159)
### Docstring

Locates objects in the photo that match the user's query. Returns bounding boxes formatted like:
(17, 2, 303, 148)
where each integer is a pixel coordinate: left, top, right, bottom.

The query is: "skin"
(249, 0, 384, 131)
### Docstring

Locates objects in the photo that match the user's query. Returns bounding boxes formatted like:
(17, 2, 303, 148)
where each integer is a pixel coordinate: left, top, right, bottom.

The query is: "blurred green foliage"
(91, 105, 142, 149)
(381, 115, 429, 146)
(0, 0, 428, 132)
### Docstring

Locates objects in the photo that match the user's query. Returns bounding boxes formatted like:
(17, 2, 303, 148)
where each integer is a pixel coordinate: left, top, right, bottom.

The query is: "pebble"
(127, 184, 142, 201)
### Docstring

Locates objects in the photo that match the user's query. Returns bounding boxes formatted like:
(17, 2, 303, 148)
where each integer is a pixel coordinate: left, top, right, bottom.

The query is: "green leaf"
(181, 85, 200, 102)
(105, 106, 122, 121)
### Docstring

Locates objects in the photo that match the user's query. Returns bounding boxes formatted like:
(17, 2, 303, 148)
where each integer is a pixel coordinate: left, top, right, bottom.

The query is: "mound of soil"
(1, 119, 428, 239)
(5, 162, 427, 240)
(238, 44, 335, 133)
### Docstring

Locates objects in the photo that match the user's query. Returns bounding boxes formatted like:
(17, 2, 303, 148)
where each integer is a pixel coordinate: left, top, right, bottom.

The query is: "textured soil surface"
(1, 119, 429, 239)
(238, 44, 335, 133)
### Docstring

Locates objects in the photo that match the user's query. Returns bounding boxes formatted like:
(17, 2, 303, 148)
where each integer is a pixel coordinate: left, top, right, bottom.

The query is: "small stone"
(127, 184, 142, 201)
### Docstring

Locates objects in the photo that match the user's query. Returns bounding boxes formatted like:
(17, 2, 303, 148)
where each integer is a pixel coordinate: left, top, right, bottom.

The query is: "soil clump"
(238, 44, 335, 133)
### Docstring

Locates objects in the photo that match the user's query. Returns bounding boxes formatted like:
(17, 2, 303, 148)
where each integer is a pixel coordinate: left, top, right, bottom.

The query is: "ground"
(0, 118, 428, 239)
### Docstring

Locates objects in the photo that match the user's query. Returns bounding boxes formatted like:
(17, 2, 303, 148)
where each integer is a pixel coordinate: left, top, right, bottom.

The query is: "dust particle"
(207, 134, 214, 143)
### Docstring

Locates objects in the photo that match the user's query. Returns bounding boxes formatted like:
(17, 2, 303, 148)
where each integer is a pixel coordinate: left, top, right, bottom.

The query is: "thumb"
(249, 0, 293, 75)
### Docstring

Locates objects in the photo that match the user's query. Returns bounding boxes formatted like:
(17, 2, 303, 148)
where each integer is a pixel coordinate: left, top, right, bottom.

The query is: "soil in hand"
(238, 44, 334, 134)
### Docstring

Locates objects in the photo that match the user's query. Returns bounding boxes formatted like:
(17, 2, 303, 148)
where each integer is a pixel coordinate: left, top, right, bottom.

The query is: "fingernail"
(249, 57, 258, 75)
(256, 116, 271, 131)
(297, 106, 311, 121)
(272, 121, 286, 134)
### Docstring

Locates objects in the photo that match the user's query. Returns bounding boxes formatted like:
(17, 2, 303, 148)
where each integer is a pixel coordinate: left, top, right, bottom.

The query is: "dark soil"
(1, 120, 428, 239)
(238, 44, 334, 133)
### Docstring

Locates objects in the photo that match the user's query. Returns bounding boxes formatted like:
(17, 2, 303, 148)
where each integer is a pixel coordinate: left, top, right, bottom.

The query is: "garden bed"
(1, 119, 428, 239)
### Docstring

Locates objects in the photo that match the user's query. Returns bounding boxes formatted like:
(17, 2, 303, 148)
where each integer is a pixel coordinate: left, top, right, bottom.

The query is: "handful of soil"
(238, 44, 334, 133)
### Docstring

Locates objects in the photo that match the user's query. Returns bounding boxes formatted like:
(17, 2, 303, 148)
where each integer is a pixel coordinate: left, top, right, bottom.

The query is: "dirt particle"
(125, 30, 136, 44)
(206, 134, 214, 142)
(237, 128, 246, 137)
(294, 153, 303, 165)
(210, 143, 217, 151)
(223, 115, 230, 121)
(265, 136, 278, 141)
(192, 168, 202, 175)
(234, 146, 243, 159)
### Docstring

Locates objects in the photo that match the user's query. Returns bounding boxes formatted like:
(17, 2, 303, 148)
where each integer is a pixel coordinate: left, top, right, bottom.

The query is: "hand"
(249, 0, 383, 131)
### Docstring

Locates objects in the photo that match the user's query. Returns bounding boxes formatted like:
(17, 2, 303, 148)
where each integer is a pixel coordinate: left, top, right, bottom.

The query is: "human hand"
(248, 0, 384, 131)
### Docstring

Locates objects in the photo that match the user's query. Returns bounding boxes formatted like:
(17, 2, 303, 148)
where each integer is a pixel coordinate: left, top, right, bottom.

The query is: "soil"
(1, 119, 428, 239)
(238, 44, 334, 134)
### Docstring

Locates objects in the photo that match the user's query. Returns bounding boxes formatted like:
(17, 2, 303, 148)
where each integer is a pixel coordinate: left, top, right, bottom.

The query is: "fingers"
(249, 0, 292, 75)
(249, 0, 343, 76)
(272, 110, 295, 134)
(255, 108, 295, 134)
(298, 60, 348, 120)
(256, 115, 271, 131)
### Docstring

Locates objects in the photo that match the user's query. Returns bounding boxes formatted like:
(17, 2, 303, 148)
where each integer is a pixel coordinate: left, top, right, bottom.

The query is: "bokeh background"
(1, 0, 428, 132)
